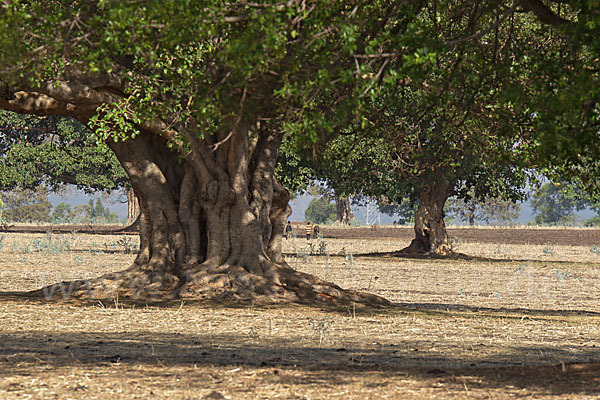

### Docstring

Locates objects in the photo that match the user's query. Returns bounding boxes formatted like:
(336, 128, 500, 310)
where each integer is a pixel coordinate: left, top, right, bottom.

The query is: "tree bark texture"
(335, 196, 355, 225)
(126, 187, 140, 223)
(401, 177, 453, 255)
(0, 80, 387, 306)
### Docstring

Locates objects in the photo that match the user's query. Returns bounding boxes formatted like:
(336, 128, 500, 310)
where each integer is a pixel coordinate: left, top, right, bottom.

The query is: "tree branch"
(519, 0, 572, 27)
(445, 2, 519, 46)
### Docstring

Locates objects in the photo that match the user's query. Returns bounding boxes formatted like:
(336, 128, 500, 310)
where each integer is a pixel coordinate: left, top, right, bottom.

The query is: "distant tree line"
(304, 181, 600, 228)
(0, 187, 119, 224)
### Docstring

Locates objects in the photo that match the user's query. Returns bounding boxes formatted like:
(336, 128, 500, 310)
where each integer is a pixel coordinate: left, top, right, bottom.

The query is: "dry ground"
(0, 228, 599, 399)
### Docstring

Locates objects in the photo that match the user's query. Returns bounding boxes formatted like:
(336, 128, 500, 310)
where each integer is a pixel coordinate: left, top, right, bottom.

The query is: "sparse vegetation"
(31, 233, 73, 254)
(1, 227, 600, 398)
(542, 242, 556, 256)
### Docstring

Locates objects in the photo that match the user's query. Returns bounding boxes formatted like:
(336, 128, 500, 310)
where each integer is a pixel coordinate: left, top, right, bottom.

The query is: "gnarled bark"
(2, 79, 388, 306)
(335, 195, 355, 225)
(126, 187, 140, 224)
(401, 177, 453, 255)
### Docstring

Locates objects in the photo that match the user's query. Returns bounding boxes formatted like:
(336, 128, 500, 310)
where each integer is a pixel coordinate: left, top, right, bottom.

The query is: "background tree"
(1, 187, 52, 223)
(446, 195, 521, 227)
(334, 196, 356, 225)
(0, 111, 127, 191)
(290, 2, 542, 254)
(307, 134, 401, 227)
(378, 197, 417, 226)
(0, 110, 138, 224)
(85, 197, 119, 224)
(531, 183, 586, 226)
(584, 207, 600, 227)
(305, 184, 356, 225)
(445, 196, 486, 227)
(309, 110, 528, 253)
(481, 198, 521, 227)
(304, 197, 337, 225)
(50, 202, 72, 224)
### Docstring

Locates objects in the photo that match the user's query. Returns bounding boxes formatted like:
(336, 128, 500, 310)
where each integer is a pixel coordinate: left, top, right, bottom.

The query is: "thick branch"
(519, 0, 572, 27)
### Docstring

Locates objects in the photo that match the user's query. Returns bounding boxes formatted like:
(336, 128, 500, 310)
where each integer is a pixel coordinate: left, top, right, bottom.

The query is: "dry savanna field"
(1, 226, 600, 399)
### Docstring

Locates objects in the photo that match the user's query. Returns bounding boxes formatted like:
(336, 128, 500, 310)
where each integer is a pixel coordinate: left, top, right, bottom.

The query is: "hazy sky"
(49, 187, 595, 225)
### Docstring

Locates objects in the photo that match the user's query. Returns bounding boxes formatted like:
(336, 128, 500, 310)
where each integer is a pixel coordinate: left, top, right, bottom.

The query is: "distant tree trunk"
(401, 177, 453, 255)
(335, 196, 355, 225)
(126, 187, 140, 223)
(468, 204, 475, 226)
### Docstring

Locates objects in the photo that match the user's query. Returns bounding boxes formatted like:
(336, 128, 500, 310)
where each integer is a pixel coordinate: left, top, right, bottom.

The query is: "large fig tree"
(0, 0, 430, 304)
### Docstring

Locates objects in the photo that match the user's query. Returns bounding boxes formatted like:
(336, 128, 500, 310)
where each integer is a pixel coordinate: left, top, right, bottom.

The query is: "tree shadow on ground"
(308, 250, 600, 266)
(1, 290, 600, 395)
(2, 289, 600, 320)
(395, 301, 600, 319)
(0, 329, 598, 396)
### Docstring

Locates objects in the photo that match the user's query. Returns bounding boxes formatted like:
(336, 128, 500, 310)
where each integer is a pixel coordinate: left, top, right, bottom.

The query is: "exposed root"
(30, 261, 390, 307)
(428, 243, 453, 256)
(399, 239, 453, 256)
(398, 238, 428, 255)
(30, 265, 182, 301)
(181, 262, 389, 305)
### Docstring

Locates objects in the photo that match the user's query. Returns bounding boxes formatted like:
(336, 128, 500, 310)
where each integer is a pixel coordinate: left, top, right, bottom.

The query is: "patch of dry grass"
(0, 231, 599, 399)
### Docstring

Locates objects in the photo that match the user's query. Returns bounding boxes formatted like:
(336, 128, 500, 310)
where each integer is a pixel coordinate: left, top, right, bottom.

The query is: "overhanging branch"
(519, 0, 572, 27)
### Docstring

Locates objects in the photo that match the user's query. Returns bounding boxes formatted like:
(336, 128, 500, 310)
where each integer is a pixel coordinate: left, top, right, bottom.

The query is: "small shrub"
(116, 236, 134, 254)
(31, 233, 72, 253)
(513, 264, 527, 274)
(317, 237, 327, 255)
(555, 269, 570, 281)
(542, 242, 555, 256)
(346, 252, 355, 277)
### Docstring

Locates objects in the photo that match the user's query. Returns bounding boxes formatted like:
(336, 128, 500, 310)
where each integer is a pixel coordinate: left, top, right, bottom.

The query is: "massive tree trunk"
(400, 177, 453, 255)
(335, 195, 355, 225)
(0, 81, 388, 306)
(96, 126, 385, 304)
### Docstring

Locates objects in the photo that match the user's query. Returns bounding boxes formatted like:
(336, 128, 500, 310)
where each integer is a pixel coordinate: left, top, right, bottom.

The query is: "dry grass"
(1, 231, 600, 399)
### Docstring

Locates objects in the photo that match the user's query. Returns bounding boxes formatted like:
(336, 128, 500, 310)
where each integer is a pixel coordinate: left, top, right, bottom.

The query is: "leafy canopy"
(0, 111, 127, 192)
(305, 197, 336, 225)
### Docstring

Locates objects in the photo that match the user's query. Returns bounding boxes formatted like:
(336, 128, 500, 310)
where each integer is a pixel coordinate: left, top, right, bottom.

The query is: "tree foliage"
(275, 135, 315, 199)
(305, 197, 336, 225)
(0, 111, 127, 192)
(1, 187, 52, 223)
(531, 182, 586, 226)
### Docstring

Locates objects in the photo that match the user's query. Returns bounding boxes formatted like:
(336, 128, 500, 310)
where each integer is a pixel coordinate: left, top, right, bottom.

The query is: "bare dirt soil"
(1, 228, 599, 399)
(318, 225, 600, 246)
